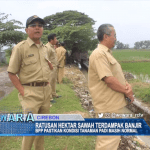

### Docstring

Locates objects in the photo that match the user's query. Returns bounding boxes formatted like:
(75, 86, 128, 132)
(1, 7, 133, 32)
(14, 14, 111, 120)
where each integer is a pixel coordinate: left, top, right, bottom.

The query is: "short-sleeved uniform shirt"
(7, 37, 51, 84)
(45, 42, 58, 69)
(88, 44, 127, 113)
(56, 46, 66, 67)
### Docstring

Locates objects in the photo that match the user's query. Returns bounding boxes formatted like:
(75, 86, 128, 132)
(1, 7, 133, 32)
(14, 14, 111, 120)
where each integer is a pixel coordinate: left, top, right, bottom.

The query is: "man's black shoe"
(50, 99, 56, 103)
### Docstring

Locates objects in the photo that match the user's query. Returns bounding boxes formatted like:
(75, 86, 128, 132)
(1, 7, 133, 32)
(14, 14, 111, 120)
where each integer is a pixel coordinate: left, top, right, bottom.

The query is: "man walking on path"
(56, 42, 66, 84)
(7, 15, 52, 150)
(88, 24, 134, 150)
(46, 34, 61, 103)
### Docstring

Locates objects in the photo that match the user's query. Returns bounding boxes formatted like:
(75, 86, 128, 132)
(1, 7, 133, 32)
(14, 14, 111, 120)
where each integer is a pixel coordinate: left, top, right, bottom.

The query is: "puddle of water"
(133, 74, 150, 83)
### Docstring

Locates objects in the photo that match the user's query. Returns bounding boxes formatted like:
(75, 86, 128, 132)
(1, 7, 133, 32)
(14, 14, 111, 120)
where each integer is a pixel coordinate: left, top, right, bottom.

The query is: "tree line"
(115, 41, 129, 49)
(0, 11, 98, 53)
(1, 11, 150, 53)
(115, 40, 150, 49)
(134, 41, 150, 49)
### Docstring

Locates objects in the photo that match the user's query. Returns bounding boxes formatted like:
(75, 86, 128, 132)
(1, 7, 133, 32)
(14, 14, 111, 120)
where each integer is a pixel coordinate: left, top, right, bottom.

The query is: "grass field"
(113, 49, 150, 61)
(113, 49, 150, 102)
(120, 62, 150, 76)
(113, 49, 150, 77)
(0, 80, 95, 150)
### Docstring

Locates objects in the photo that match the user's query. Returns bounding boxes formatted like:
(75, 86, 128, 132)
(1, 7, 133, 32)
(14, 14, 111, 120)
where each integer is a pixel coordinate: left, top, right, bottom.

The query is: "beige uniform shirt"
(56, 46, 66, 67)
(88, 44, 127, 113)
(45, 42, 58, 68)
(7, 37, 51, 84)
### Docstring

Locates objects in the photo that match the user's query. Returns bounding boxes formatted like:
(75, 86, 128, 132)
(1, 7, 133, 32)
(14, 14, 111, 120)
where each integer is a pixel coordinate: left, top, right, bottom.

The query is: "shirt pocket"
(22, 57, 37, 73)
(108, 57, 119, 76)
(109, 58, 117, 65)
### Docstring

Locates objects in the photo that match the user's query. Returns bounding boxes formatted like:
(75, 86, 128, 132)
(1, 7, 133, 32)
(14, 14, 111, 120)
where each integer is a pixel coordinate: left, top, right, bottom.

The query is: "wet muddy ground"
(0, 66, 14, 100)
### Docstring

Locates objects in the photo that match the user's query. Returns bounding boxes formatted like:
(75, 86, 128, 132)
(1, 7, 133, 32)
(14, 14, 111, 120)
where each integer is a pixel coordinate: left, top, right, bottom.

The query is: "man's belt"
(22, 82, 48, 86)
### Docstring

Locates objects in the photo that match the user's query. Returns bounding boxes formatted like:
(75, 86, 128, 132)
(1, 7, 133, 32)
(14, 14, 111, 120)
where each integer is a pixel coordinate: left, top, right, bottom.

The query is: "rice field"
(113, 49, 150, 102)
(113, 49, 150, 77)
(120, 62, 150, 76)
(113, 49, 150, 62)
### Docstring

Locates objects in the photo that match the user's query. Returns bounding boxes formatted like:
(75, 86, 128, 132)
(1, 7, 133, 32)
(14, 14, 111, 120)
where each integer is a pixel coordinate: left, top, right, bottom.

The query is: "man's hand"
(125, 82, 132, 90)
(125, 82, 134, 103)
(19, 86, 24, 96)
(8, 72, 25, 96)
(104, 77, 134, 103)
(47, 61, 53, 70)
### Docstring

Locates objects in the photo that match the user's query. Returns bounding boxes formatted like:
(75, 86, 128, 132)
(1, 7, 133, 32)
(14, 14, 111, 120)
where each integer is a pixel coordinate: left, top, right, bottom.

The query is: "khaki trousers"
(57, 67, 64, 84)
(50, 67, 58, 99)
(95, 106, 133, 150)
(18, 85, 51, 150)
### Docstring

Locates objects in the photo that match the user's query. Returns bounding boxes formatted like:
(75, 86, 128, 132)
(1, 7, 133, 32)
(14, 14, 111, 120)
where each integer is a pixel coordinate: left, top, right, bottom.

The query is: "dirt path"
(0, 66, 14, 100)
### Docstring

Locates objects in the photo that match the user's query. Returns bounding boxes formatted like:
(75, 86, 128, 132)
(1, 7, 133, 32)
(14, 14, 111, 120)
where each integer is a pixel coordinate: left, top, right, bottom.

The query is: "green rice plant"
(113, 49, 150, 61)
(120, 62, 150, 77)
(133, 85, 150, 102)
(130, 79, 150, 103)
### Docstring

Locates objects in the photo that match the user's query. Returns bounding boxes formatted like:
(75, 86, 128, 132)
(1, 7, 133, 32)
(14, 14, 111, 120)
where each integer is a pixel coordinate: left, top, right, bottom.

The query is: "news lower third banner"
(0, 113, 150, 136)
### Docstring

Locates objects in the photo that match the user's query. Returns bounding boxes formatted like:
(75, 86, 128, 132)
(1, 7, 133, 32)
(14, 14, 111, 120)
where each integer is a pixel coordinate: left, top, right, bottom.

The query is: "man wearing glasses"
(88, 24, 134, 150)
(7, 15, 52, 150)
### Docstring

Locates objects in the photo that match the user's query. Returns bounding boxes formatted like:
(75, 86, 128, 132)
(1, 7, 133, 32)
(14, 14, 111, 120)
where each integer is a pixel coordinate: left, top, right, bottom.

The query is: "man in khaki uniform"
(54, 41, 60, 49)
(88, 24, 134, 150)
(56, 42, 66, 84)
(46, 34, 61, 103)
(7, 15, 52, 150)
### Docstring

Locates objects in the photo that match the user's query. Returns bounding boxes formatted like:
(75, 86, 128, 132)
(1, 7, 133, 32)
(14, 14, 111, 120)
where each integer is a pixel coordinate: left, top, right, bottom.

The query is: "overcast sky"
(0, 0, 150, 48)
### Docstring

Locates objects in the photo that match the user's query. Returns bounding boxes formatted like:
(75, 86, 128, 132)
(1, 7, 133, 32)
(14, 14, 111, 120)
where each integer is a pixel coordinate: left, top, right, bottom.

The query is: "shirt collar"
(27, 37, 43, 47)
(98, 44, 112, 54)
(49, 42, 55, 49)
